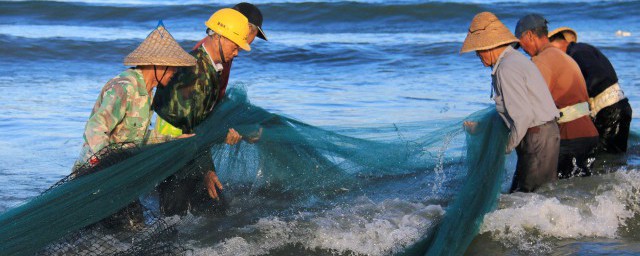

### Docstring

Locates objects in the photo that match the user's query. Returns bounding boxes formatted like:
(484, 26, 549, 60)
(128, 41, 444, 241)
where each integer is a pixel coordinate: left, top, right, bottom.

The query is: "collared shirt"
(491, 46, 559, 152)
(81, 69, 152, 158)
(566, 42, 619, 98)
(202, 44, 224, 73)
(532, 44, 599, 140)
(192, 37, 233, 102)
(202, 45, 232, 109)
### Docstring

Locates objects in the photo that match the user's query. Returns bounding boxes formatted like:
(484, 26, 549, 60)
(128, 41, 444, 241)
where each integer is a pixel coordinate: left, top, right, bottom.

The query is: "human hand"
(225, 128, 242, 145)
(463, 121, 478, 134)
(245, 127, 263, 144)
(177, 133, 195, 139)
(204, 170, 224, 201)
(89, 156, 100, 166)
(505, 144, 514, 155)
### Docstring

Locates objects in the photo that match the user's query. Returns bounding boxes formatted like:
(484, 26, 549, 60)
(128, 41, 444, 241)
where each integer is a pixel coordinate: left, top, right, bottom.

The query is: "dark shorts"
(510, 120, 560, 193)
(558, 136, 599, 179)
(158, 151, 223, 216)
(594, 98, 632, 154)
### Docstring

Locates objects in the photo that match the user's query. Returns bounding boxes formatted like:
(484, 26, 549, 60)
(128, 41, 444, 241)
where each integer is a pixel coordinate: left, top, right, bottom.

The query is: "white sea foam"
(191, 197, 444, 256)
(479, 170, 640, 253)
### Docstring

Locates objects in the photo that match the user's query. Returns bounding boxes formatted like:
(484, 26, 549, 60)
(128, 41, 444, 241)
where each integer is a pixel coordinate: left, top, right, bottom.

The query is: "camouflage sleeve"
(83, 83, 129, 154)
(153, 48, 220, 134)
(153, 66, 197, 132)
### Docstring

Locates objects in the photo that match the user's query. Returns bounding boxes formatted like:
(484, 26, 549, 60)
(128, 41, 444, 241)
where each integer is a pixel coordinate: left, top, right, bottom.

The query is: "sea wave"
(190, 197, 444, 256)
(2, 23, 634, 58)
(0, 26, 466, 63)
(1, 0, 637, 30)
(0, 24, 466, 44)
(1, 0, 633, 5)
(479, 170, 640, 254)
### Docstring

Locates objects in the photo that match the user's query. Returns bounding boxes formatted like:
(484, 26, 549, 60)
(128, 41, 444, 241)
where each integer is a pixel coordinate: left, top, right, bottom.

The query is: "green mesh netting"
(0, 87, 509, 256)
(399, 110, 509, 256)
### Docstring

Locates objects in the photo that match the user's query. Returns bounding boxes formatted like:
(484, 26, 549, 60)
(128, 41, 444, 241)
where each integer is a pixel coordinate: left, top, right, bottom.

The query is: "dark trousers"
(511, 121, 560, 193)
(158, 175, 212, 216)
(101, 201, 145, 230)
(594, 99, 632, 154)
(158, 151, 220, 216)
(70, 146, 145, 230)
(558, 136, 599, 179)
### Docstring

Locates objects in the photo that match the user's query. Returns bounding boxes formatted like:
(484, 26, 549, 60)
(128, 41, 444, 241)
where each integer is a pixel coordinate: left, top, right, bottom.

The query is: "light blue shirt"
(491, 46, 559, 152)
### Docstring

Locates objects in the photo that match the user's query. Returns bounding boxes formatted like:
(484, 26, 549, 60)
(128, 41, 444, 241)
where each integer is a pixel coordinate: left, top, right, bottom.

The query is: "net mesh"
(399, 110, 509, 256)
(0, 87, 509, 255)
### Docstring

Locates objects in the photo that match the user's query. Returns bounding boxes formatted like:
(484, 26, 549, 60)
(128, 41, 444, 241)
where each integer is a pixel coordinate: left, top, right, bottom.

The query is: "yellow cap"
(205, 8, 251, 51)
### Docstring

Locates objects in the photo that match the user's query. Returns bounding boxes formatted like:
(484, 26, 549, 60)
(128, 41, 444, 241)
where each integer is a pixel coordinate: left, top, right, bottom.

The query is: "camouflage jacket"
(153, 45, 224, 134)
(81, 69, 152, 158)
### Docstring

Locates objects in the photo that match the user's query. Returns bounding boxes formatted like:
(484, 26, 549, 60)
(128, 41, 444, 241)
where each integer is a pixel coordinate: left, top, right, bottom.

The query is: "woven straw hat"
(124, 23, 196, 66)
(548, 26, 578, 43)
(461, 12, 519, 53)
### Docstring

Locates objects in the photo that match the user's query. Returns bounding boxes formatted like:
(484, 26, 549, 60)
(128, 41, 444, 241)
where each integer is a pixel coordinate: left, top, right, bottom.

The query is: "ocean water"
(0, 0, 639, 255)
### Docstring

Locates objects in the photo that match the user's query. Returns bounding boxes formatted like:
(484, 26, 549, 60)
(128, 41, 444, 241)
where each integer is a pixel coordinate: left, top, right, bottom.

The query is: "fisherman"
(189, 2, 268, 94)
(461, 12, 560, 192)
(78, 23, 196, 169)
(76, 23, 196, 228)
(154, 3, 267, 138)
(548, 27, 632, 154)
(515, 14, 600, 179)
(152, 7, 263, 216)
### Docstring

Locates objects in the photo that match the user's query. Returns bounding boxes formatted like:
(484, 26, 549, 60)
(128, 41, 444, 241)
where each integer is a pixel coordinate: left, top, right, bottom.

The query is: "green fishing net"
(0, 87, 509, 256)
(400, 110, 509, 256)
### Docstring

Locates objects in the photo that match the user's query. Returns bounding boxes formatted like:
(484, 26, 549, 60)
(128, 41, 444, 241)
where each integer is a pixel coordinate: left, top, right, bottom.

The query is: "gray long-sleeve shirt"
(491, 46, 559, 152)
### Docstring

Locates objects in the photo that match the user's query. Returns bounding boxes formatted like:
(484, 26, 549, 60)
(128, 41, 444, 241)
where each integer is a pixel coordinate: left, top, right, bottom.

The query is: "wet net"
(399, 110, 509, 256)
(0, 87, 509, 255)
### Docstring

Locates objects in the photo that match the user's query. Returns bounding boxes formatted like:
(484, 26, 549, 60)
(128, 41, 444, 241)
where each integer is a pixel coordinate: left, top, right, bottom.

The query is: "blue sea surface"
(0, 0, 639, 255)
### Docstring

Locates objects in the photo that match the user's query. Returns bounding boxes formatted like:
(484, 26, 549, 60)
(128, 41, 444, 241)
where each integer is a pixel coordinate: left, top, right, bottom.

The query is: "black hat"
(233, 2, 267, 41)
(515, 14, 548, 38)
(513, 14, 548, 49)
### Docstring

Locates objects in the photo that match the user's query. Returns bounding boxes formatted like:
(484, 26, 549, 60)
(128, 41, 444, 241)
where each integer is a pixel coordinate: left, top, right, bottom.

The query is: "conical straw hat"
(124, 23, 196, 66)
(548, 26, 578, 43)
(460, 12, 519, 53)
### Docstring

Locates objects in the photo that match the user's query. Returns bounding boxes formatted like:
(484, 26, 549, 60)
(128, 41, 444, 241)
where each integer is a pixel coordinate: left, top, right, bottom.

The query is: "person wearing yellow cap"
(191, 2, 268, 104)
(549, 27, 632, 154)
(461, 12, 560, 192)
(152, 8, 256, 216)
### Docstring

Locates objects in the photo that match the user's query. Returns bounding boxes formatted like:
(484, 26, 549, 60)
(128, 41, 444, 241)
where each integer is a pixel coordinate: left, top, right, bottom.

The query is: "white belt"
(558, 102, 590, 124)
(589, 83, 626, 117)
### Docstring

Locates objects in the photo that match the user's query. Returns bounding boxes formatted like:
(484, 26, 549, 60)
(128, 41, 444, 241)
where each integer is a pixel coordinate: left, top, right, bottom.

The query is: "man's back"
(532, 45, 598, 140)
(153, 46, 222, 133)
(533, 46, 588, 107)
(84, 69, 151, 155)
(567, 42, 618, 97)
(492, 46, 558, 151)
